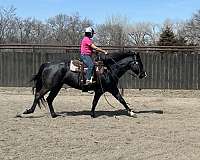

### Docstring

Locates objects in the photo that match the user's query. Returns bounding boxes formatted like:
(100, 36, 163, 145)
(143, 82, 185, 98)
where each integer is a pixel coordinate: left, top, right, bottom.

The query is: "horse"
(20, 50, 147, 118)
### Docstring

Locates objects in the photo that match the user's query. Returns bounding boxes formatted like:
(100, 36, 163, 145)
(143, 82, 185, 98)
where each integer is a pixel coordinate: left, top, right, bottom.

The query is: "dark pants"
(80, 54, 94, 80)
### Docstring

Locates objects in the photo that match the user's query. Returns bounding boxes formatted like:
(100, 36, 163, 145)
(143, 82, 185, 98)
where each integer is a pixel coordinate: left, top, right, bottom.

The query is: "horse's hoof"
(23, 109, 31, 114)
(15, 113, 23, 118)
(51, 113, 60, 118)
(128, 110, 137, 118)
(91, 113, 95, 118)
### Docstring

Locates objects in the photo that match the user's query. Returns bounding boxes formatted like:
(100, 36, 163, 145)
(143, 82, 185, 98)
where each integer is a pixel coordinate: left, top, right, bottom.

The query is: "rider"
(80, 27, 108, 85)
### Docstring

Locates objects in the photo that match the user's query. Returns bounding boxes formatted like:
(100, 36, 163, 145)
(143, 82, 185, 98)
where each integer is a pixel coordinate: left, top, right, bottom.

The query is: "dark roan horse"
(20, 50, 147, 118)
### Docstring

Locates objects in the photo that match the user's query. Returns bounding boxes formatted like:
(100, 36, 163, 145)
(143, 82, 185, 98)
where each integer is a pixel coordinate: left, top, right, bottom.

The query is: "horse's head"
(129, 52, 147, 79)
(100, 50, 147, 79)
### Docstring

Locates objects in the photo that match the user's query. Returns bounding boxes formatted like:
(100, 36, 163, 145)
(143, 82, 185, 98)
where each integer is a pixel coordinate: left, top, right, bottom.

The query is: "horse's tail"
(30, 62, 49, 93)
(30, 62, 50, 108)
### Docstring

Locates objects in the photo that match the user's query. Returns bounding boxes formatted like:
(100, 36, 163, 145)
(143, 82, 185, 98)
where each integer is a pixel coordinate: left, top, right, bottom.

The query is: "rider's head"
(85, 27, 95, 38)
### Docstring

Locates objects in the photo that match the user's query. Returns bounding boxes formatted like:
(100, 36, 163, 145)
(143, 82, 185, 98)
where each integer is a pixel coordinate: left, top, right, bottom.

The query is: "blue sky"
(1, 0, 200, 24)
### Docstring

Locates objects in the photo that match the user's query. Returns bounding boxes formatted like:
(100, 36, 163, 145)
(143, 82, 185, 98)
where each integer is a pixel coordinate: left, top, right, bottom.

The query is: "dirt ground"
(0, 87, 200, 160)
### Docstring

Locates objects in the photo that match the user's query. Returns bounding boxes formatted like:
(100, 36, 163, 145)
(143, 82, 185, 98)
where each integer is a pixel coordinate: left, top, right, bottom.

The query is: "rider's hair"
(85, 32, 92, 38)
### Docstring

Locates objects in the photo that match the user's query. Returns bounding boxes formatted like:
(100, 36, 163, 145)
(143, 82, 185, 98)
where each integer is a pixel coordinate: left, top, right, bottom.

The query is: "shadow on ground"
(57, 109, 163, 118)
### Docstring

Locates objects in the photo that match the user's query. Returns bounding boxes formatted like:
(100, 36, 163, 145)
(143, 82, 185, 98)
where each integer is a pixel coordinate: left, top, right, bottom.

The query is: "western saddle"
(70, 59, 105, 85)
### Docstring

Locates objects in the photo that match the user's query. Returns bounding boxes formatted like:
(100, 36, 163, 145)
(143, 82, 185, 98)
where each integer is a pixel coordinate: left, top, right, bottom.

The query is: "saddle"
(70, 59, 106, 84)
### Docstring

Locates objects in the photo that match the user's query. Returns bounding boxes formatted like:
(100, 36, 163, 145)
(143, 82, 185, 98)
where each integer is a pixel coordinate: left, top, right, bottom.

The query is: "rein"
(109, 57, 140, 78)
(97, 55, 140, 109)
(97, 73, 116, 109)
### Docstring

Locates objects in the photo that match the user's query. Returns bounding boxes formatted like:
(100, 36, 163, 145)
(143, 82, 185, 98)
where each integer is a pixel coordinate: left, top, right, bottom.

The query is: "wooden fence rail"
(0, 45, 199, 89)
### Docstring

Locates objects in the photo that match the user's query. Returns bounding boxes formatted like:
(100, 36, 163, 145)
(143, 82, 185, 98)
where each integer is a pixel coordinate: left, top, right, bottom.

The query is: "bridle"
(109, 55, 142, 78)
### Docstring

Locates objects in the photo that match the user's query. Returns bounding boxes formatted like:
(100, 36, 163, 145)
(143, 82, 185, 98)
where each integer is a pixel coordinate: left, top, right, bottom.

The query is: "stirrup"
(85, 79, 92, 85)
(85, 79, 96, 85)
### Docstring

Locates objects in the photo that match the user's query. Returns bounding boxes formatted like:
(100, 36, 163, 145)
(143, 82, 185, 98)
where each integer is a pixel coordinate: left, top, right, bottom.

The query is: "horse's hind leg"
(23, 88, 49, 115)
(46, 85, 62, 118)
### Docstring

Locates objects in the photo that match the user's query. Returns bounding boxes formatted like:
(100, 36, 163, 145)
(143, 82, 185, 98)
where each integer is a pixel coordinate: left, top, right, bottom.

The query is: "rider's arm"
(91, 44, 108, 54)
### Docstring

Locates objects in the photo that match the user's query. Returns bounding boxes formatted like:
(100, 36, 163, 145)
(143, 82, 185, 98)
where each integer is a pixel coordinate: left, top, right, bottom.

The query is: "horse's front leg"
(109, 87, 137, 118)
(91, 91, 103, 118)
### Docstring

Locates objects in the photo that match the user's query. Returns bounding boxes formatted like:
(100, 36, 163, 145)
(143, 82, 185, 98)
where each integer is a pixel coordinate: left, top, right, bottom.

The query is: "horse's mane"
(100, 50, 135, 66)
(41, 50, 135, 68)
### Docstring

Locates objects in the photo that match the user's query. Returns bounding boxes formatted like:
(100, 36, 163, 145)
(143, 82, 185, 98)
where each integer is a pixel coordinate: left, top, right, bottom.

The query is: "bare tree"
(46, 13, 92, 45)
(65, 13, 92, 45)
(127, 22, 160, 46)
(19, 18, 47, 43)
(0, 5, 193, 47)
(181, 10, 200, 45)
(0, 7, 93, 45)
(0, 6, 18, 43)
(95, 15, 128, 46)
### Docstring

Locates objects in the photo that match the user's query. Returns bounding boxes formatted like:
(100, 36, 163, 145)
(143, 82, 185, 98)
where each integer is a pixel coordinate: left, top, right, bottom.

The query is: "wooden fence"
(0, 44, 199, 89)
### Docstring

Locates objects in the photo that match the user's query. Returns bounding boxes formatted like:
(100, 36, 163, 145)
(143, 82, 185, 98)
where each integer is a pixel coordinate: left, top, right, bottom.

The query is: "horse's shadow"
(57, 109, 163, 118)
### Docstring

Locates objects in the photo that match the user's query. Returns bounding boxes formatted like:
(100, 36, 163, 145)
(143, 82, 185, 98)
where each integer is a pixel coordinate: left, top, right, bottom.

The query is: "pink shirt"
(80, 36, 93, 55)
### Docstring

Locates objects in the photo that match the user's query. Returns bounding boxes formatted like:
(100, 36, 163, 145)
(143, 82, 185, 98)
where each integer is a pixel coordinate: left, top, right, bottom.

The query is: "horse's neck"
(109, 57, 132, 80)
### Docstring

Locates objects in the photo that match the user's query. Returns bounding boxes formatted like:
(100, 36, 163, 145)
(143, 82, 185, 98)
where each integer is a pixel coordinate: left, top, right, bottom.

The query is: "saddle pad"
(70, 60, 86, 72)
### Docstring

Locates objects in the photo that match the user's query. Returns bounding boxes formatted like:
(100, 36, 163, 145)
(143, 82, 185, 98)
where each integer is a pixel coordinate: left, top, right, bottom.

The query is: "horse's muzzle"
(139, 71, 147, 79)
